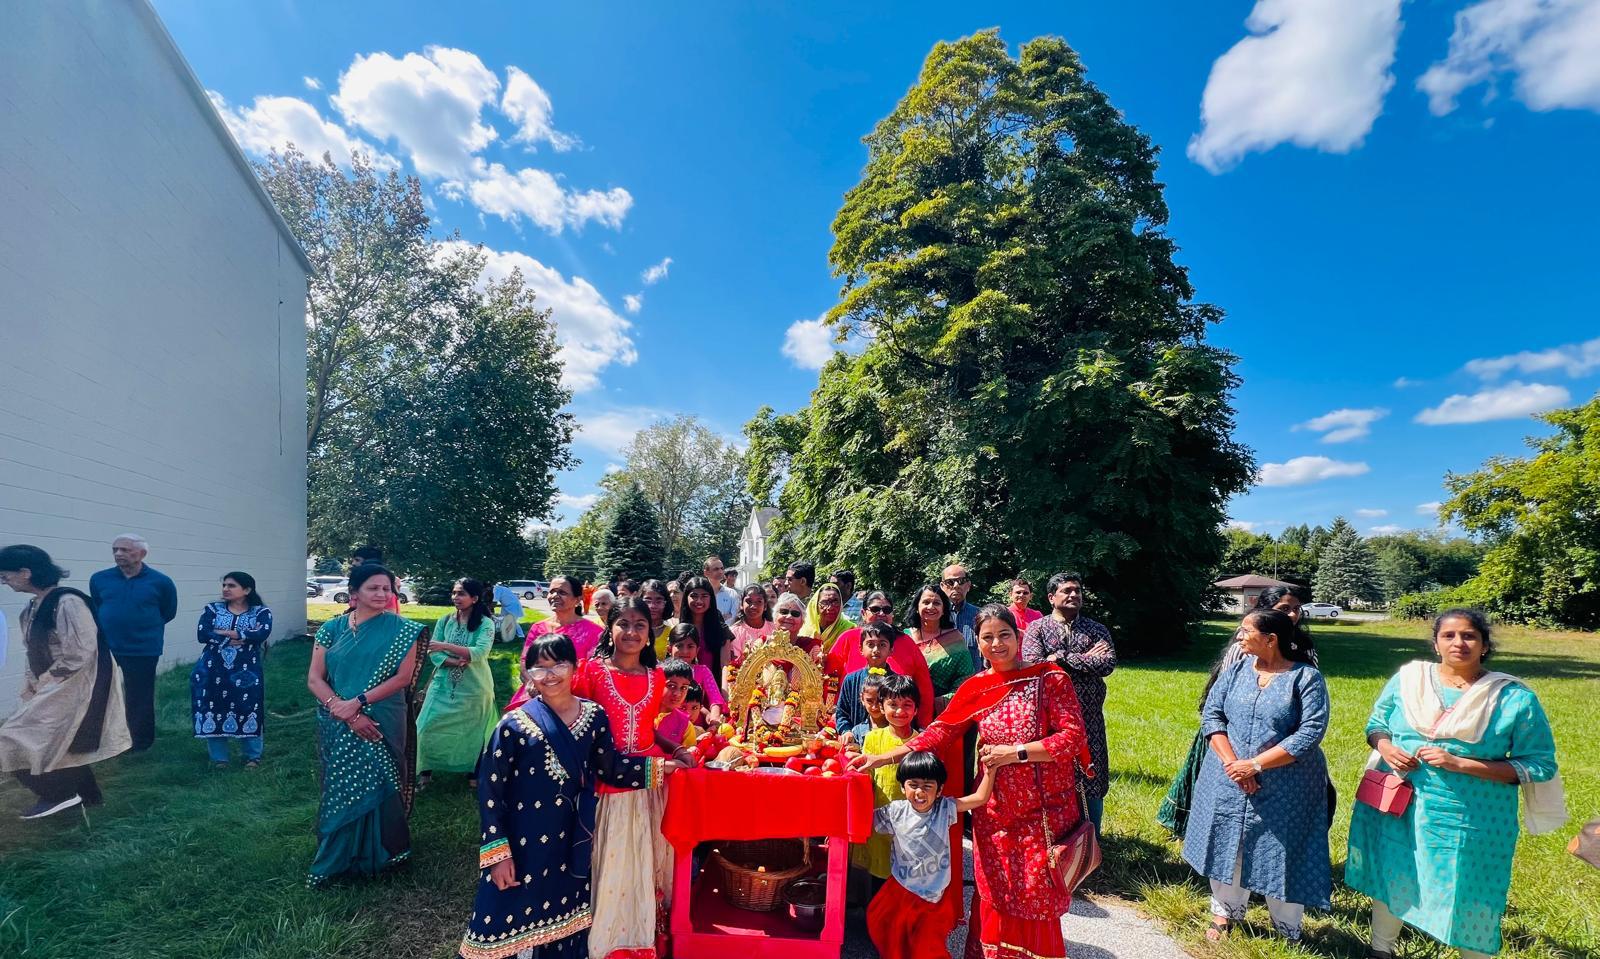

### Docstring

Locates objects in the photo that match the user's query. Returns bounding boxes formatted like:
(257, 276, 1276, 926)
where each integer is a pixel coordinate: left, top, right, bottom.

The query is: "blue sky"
(153, 0, 1600, 536)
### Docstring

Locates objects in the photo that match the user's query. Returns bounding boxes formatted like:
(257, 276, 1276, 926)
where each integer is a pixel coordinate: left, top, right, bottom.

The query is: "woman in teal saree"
(305, 564, 427, 887)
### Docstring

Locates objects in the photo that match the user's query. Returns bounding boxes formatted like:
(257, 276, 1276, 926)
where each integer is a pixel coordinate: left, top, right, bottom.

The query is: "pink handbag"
(1356, 769, 1413, 816)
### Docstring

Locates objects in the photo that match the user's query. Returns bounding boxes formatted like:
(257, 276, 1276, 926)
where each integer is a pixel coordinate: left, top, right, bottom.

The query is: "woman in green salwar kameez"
(416, 578, 497, 789)
(305, 564, 426, 887)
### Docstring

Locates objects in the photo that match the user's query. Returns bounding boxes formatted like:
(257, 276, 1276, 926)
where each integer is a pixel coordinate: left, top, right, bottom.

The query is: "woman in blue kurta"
(1183, 608, 1330, 941)
(305, 565, 426, 887)
(1346, 609, 1563, 959)
(460, 633, 669, 959)
(190, 572, 272, 766)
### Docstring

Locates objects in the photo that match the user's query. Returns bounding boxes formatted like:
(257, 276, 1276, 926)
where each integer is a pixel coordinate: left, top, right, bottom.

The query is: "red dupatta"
(938, 661, 1094, 772)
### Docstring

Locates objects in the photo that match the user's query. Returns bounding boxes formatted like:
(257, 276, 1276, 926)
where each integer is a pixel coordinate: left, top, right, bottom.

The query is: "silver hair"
(591, 588, 615, 603)
(775, 592, 806, 615)
(111, 533, 149, 551)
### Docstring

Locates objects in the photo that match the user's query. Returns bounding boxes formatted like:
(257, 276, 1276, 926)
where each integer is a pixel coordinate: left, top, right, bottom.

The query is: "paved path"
(841, 839, 1192, 959)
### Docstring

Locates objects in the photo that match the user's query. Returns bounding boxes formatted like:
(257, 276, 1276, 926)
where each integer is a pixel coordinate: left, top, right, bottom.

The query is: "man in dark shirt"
(89, 534, 177, 752)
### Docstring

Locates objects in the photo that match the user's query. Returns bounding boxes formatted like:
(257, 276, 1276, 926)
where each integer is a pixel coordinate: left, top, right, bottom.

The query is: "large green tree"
(260, 148, 573, 583)
(1312, 518, 1379, 608)
(745, 32, 1253, 653)
(1442, 392, 1600, 627)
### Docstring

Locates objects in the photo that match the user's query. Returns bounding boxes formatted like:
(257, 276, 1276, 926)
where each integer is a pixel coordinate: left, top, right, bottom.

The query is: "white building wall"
(0, 1, 310, 716)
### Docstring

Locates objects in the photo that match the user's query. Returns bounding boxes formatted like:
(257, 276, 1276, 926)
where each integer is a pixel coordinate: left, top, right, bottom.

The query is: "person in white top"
(703, 555, 740, 624)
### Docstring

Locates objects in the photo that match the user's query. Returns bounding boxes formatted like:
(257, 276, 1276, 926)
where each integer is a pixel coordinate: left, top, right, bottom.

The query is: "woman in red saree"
(854, 604, 1090, 959)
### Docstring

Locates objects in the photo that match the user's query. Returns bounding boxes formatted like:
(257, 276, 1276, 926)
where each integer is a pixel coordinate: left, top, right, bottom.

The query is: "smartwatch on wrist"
(358, 692, 370, 708)
(1250, 758, 1263, 774)
(1015, 745, 1029, 764)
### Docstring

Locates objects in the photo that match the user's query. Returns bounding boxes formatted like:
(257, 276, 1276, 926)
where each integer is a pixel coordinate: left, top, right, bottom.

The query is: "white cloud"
(1419, 0, 1600, 116)
(439, 240, 636, 392)
(1295, 407, 1388, 443)
(1257, 456, 1371, 487)
(572, 407, 667, 456)
(556, 492, 599, 511)
(466, 162, 632, 233)
(1416, 501, 1443, 515)
(1393, 376, 1423, 388)
(210, 92, 391, 168)
(782, 316, 839, 370)
(1227, 520, 1260, 532)
(1369, 524, 1405, 535)
(1188, 0, 1403, 172)
(501, 66, 577, 151)
(333, 46, 501, 179)
(623, 293, 643, 314)
(303, 76, 322, 91)
(1462, 335, 1600, 380)
(1356, 508, 1389, 518)
(1414, 381, 1571, 424)
(603, 462, 624, 474)
(641, 257, 673, 285)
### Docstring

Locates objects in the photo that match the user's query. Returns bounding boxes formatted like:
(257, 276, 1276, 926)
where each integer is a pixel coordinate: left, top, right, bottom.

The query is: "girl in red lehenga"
(573, 598, 696, 959)
(854, 604, 1089, 959)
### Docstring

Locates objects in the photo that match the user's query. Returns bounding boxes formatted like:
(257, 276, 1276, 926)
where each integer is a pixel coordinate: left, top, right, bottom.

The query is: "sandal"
(212, 761, 230, 770)
(244, 760, 261, 769)
(1206, 919, 1231, 942)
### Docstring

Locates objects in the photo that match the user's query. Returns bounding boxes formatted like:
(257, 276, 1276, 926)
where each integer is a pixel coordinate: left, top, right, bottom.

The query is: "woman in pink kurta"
(855, 604, 1089, 959)
(504, 574, 605, 712)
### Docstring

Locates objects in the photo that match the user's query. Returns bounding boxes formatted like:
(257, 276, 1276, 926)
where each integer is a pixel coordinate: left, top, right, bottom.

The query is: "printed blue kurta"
(460, 699, 657, 959)
(190, 603, 272, 739)
(1345, 670, 1558, 955)
(1182, 657, 1332, 908)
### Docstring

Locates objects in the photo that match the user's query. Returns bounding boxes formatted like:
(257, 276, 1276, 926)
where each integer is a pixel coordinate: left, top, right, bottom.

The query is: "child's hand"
(489, 859, 519, 890)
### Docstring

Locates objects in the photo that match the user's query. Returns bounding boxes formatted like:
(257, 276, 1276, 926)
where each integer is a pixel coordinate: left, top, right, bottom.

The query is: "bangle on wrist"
(321, 693, 336, 707)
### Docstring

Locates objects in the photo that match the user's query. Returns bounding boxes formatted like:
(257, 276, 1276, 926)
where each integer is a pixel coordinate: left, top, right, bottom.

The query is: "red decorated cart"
(662, 768, 874, 959)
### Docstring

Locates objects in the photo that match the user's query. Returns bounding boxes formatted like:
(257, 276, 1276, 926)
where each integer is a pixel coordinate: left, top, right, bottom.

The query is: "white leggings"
(1209, 854, 1305, 940)
(1370, 902, 1492, 959)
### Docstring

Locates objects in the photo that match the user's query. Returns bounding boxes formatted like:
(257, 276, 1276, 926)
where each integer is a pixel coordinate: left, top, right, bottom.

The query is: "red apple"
(821, 758, 843, 775)
(785, 757, 808, 773)
(803, 765, 821, 776)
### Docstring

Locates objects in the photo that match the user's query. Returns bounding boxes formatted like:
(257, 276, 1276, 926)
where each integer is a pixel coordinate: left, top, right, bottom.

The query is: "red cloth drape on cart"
(662, 769, 876, 850)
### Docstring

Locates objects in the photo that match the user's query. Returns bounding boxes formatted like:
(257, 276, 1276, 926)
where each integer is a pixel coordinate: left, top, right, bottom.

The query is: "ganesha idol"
(726, 629, 829, 751)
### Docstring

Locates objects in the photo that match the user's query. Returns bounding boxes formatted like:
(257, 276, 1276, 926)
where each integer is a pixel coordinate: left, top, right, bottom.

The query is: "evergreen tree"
(601, 483, 665, 581)
(1313, 517, 1379, 607)
(1374, 541, 1425, 602)
(1280, 524, 1311, 549)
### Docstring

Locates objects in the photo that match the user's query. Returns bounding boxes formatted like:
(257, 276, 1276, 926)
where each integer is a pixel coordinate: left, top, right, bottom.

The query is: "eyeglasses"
(866, 605, 893, 615)
(528, 663, 574, 681)
(644, 596, 666, 605)
(941, 576, 969, 586)
(777, 608, 804, 618)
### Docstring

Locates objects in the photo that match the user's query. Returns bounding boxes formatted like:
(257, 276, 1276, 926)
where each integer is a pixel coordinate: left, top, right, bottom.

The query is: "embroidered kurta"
(190, 603, 272, 741)
(417, 613, 498, 773)
(0, 591, 130, 774)
(910, 628, 974, 699)
(1345, 669, 1559, 954)
(309, 613, 425, 885)
(910, 670, 1088, 922)
(1183, 657, 1332, 909)
(1021, 615, 1115, 799)
(460, 700, 660, 959)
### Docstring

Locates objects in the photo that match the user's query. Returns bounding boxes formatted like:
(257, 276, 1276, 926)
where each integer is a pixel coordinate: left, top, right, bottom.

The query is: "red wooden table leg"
(821, 836, 847, 946)
(671, 844, 693, 939)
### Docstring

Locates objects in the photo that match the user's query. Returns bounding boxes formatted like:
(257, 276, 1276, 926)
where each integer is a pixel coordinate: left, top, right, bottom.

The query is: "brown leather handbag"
(1570, 817, 1600, 869)
(1031, 677, 1102, 894)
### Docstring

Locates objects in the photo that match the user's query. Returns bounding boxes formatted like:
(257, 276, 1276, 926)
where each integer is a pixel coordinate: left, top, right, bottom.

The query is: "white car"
(501, 579, 548, 601)
(1301, 602, 1341, 619)
(312, 576, 349, 604)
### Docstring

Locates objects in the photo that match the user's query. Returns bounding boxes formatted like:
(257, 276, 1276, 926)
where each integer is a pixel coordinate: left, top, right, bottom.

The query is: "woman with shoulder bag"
(1345, 609, 1563, 959)
(853, 604, 1091, 959)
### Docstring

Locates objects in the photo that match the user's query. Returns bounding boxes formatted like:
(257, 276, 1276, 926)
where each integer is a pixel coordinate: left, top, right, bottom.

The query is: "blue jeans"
(1086, 795, 1104, 833)
(205, 736, 263, 763)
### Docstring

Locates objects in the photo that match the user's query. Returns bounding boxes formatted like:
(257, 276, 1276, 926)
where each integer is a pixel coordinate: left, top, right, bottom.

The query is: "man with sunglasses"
(939, 562, 983, 668)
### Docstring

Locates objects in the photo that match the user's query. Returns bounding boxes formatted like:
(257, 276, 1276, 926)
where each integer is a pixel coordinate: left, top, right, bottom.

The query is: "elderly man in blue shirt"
(89, 534, 177, 752)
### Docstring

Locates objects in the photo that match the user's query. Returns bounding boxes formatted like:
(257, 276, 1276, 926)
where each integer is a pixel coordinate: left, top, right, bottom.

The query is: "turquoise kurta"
(415, 613, 497, 773)
(1345, 668, 1559, 954)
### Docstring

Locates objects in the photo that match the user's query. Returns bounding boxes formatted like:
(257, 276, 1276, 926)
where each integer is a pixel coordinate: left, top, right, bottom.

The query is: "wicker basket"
(707, 838, 813, 912)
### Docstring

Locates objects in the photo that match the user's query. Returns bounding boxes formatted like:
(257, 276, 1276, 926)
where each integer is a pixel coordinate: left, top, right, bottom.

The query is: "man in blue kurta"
(90, 534, 177, 752)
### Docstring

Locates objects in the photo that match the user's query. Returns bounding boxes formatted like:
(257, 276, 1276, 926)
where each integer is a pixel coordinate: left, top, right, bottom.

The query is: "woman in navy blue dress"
(460, 633, 676, 959)
(190, 572, 272, 767)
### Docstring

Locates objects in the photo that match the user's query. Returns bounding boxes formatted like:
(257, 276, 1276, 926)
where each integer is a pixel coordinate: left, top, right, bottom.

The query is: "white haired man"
(89, 534, 176, 752)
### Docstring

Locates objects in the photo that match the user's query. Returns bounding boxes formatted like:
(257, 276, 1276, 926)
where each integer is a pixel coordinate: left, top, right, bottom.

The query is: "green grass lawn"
(0, 617, 1593, 958)
(305, 601, 546, 628)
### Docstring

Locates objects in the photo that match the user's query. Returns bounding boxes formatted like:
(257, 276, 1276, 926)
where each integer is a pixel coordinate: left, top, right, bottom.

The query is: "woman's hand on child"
(847, 752, 885, 773)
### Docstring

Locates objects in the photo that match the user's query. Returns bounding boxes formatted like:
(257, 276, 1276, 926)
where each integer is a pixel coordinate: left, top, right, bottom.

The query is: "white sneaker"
(20, 794, 82, 820)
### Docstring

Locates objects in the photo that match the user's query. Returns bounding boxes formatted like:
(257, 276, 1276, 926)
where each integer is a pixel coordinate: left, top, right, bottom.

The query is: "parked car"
(312, 576, 349, 604)
(395, 579, 413, 604)
(500, 579, 548, 601)
(1302, 602, 1342, 619)
(306, 579, 322, 597)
